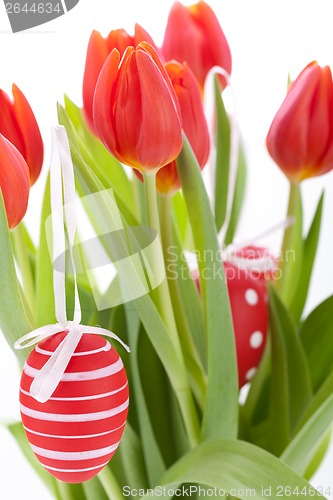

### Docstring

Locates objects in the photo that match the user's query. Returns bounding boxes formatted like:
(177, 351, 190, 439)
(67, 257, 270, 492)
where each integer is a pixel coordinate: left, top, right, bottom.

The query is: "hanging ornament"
(15, 126, 130, 483)
(224, 261, 268, 388)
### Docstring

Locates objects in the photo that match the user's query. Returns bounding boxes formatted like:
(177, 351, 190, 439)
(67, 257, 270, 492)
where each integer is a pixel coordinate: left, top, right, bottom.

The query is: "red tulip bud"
(135, 61, 210, 194)
(267, 61, 333, 183)
(0, 133, 30, 229)
(162, 1, 232, 89)
(93, 42, 182, 173)
(83, 25, 159, 134)
(0, 84, 43, 185)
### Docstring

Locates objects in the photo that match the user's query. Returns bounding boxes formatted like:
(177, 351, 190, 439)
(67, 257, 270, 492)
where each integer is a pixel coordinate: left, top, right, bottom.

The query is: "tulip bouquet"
(1, 1, 333, 499)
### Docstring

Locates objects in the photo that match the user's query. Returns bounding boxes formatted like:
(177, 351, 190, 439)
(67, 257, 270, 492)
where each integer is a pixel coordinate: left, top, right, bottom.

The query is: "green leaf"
(214, 76, 231, 232)
(296, 368, 333, 433)
(117, 423, 149, 490)
(177, 137, 238, 441)
(125, 305, 166, 486)
(56, 482, 87, 500)
(224, 144, 247, 246)
(82, 477, 108, 500)
(35, 175, 56, 327)
(169, 236, 207, 370)
(300, 295, 333, 392)
(267, 286, 312, 454)
(0, 191, 32, 365)
(290, 193, 324, 323)
(172, 192, 189, 245)
(143, 439, 323, 499)
(281, 393, 333, 475)
(303, 428, 331, 480)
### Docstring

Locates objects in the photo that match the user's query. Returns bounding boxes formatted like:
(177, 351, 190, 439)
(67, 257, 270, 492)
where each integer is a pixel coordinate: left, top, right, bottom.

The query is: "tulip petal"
(267, 63, 322, 180)
(0, 89, 25, 156)
(156, 161, 181, 195)
(93, 48, 121, 158)
(83, 30, 110, 132)
(306, 66, 333, 167)
(106, 28, 133, 56)
(0, 134, 30, 229)
(190, 1, 232, 85)
(12, 84, 44, 185)
(166, 61, 210, 167)
(162, 2, 204, 83)
(135, 48, 182, 169)
(162, 1, 231, 88)
(134, 24, 160, 54)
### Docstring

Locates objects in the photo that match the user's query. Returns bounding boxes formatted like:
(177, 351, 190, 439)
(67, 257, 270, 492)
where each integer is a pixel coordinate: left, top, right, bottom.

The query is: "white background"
(0, 0, 333, 497)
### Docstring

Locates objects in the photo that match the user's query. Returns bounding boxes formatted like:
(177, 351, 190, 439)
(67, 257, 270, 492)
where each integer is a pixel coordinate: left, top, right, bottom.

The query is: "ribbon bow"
(15, 126, 129, 404)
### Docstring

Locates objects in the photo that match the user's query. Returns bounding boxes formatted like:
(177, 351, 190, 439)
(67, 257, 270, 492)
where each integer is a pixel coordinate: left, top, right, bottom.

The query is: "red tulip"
(93, 42, 183, 172)
(0, 133, 30, 229)
(83, 25, 158, 134)
(162, 1, 232, 89)
(267, 61, 333, 183)
(0, 84, 43, 185)
(134, 61, 210, 194)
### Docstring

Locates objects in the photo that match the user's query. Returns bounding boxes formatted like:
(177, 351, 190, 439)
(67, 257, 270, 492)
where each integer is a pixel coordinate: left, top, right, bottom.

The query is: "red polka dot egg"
(224, 261, 268, 387)
(19, 331, 129, 483)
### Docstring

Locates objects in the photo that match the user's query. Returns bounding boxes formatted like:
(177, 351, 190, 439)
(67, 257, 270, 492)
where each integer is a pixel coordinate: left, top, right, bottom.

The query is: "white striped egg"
(19, 331, 129, 483)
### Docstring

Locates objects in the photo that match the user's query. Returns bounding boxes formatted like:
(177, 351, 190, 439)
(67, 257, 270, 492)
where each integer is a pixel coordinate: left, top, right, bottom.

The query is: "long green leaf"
(125, 305, 166, 486)
(224, 144, 247, 246)
(35, 175, 56, 327)
(117, 423, 149, 490)
(214, 76, 231, 232)
(300, 295, 333, 392)
(0, 191, 32, 364)
(82, 477, 108, 500)
(268, 287, 312, 454)
(177, 137, 238, 441)
(281, 393, 333, 475)
(290, 193, 324, 323)
(143, 439, 323, 499)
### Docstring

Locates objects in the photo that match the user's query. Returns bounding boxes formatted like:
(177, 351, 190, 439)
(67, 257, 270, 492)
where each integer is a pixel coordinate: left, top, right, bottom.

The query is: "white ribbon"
(15, 126, 129, 404)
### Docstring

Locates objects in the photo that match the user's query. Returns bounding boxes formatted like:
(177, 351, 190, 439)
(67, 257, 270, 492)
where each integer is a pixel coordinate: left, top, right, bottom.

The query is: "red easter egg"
(234, 245, 277, 290)
(19, 331, 129, 484)
(224, 262, 268, 387)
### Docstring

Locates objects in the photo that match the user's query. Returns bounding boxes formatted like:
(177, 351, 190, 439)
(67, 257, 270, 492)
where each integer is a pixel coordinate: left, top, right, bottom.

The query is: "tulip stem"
(11, 223, 36, 318)
(276, 182, 302, 303)
(160, 194, 207, 409)
(143, 173, 200, 446)
(98, 467, 124, 500)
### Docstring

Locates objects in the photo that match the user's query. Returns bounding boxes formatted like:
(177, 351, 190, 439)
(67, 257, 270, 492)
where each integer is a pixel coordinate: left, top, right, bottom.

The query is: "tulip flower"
(161, 1, 232, 89)
(135, 61, 210, 194)
(267, 62, 333, 183)
(0, 133, 30, 229)
(0, 85, 43, 185)
(93, 42, 183, 172)
(83, 25, 158, 134)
